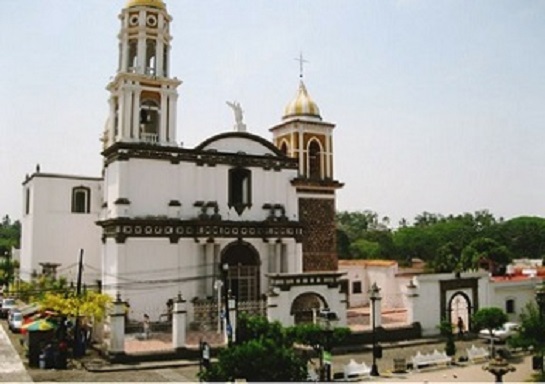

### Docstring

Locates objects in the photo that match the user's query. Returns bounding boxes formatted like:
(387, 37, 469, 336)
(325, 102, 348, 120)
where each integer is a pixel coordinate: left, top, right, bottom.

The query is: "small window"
(228, 167, 251, 215)
(352, 281, 362, 294)
(25, 188, 30, 215)
(72, 187, 91, 214)
(506, 299, 515, 314)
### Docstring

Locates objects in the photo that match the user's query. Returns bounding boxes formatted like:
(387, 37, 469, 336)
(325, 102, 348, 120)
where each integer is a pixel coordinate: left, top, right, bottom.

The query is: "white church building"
(21, 0, 539, 339)
(20, 0, 346, 326)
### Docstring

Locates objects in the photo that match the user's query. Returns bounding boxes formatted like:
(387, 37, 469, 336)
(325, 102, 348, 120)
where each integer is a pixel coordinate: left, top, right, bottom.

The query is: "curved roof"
(195, 131, 288, 158)
(125, 0, 166, 10)
(283, 81, 321, 121)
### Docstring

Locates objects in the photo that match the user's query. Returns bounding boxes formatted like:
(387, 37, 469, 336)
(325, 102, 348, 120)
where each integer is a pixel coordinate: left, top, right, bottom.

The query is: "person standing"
(457, 317, 465, 339)
(143, 314, 150, 339)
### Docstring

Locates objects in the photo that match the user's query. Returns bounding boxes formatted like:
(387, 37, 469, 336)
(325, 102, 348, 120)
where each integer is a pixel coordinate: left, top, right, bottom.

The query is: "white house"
(20, 172, 102, 284)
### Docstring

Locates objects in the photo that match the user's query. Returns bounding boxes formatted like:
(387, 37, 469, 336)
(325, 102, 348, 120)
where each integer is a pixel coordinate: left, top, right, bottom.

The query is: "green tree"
(432, 242, 459, 273)
(494, 217, 545, 260)
(472, 307, 508, 357)
(40, 290, 112, 321)
(202, 314, 306, 382)
(462, 238, 511, 275)
(508, 302, 545, 351)
(349, 239, 381, 259)
(438, 320, 456, 357)
(202, 314, 350, 382)
(509, 301, 545, 381)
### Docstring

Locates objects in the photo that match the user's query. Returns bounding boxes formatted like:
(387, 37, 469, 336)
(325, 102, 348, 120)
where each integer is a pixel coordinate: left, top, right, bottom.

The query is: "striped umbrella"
(21, 319, 57, 332)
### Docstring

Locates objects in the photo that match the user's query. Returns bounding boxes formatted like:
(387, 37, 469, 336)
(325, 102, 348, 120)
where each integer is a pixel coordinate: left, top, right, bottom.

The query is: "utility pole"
(73, 249, 84, 357)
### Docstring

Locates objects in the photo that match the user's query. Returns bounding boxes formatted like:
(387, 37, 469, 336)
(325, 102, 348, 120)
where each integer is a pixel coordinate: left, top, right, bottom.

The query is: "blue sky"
(1, 0, 545, 226)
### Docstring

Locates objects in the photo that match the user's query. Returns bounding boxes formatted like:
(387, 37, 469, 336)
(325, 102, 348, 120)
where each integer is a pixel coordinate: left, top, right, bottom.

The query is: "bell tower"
(270, 67, 343, 272)
(102, 0, 181, 149)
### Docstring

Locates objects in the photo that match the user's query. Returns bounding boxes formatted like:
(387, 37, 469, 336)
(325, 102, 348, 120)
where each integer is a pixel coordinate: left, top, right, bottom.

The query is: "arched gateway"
(221, 241, 260, 301)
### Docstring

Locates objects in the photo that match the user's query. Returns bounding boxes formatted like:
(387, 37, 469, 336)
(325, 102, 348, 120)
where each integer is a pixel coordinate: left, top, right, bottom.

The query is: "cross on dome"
(295, 52, 308, 79)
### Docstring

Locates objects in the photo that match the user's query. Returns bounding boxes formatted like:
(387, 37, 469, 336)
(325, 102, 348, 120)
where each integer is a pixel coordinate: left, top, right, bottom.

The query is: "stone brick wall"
(299, 198, 338, 271)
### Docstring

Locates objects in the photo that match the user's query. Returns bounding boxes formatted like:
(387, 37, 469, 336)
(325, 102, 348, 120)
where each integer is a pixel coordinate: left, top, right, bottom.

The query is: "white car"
(8, 310, 23, 333)
(478, 322, 519, 342)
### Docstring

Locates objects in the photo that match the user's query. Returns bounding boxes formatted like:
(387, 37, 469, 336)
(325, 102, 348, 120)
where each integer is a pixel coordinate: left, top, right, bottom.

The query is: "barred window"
(72, 187, 91, 214)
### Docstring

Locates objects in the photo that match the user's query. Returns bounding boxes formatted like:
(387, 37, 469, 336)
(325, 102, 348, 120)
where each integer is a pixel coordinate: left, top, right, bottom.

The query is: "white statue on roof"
(226, 101, 246, 132)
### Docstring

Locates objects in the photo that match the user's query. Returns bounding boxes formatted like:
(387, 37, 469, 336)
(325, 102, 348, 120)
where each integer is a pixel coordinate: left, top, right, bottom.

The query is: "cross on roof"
(295, 52, 308, 79)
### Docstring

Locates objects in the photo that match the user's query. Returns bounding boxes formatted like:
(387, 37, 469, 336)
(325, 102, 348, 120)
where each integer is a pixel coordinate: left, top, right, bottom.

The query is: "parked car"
(8, 310, 23, 333)
(0, 298, 16, 319)
(478, 322, 520, 342)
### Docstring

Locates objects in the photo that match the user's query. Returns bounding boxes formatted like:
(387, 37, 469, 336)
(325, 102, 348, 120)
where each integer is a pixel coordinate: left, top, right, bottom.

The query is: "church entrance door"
(221, 242, 260, 302)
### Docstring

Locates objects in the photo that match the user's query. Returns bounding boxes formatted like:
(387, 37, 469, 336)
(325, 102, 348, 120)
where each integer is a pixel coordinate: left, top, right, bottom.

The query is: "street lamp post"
(535, 282, 545, 376)
(369, 282, 381, 377)
(214, 280, 223, 334)
(318, 309, 339, 382)
(221, 263, 232, 345)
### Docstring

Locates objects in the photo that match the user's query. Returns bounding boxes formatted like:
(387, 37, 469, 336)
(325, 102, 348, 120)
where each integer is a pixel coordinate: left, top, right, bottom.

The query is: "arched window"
(146, 39, 157, 75)
(140, 99, 160, 143)
(228, 167, 251, 215)
(128, 39, 138, 72)
(72, 187, 91, 214)
(308, 140, 322, 179)
(280, 141, 288, 155)
(162, 45, 169, 77)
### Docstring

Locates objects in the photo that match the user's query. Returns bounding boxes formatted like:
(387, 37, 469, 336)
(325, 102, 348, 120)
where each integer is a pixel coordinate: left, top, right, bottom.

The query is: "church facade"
(20, 0, 346, 324)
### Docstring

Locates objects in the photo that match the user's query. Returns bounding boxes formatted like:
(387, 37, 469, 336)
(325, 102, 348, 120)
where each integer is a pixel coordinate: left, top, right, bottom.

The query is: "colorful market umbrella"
(21, 319, 57, 332)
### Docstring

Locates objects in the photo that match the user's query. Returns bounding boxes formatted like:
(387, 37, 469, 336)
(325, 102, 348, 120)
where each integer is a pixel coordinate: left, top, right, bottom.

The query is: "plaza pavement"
(0, 321, 33, 382)
(378, 355, 533, 382)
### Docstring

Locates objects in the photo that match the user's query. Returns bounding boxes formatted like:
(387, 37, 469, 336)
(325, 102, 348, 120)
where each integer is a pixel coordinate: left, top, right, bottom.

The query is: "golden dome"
(126, 0, 166, 10)
(283, 81, 321, 121)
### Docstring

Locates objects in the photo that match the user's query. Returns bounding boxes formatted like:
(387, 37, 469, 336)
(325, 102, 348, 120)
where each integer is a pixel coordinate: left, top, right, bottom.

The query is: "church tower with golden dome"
(270, 72, 343, 272)
(102, 0, 181, 149)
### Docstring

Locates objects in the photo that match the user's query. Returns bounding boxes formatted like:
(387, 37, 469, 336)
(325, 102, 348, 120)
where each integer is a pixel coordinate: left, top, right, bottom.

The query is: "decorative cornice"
(22, 172, 103, 186)
(97, 217, 304, 244)
(291, 177, 344, 190)
(102, 142, 298, 171)
(114, 198, 131, 205)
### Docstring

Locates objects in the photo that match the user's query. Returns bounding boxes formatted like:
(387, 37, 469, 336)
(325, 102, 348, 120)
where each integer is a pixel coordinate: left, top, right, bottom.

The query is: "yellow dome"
(283, 81, 321, 121)
(126, 0, 166, 9)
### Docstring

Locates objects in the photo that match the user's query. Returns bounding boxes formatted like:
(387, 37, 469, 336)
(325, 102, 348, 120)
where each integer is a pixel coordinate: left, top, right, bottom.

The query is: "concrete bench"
(466, 344, 489, 363)
(343, 359, 372, 381)
(411, 349, 451, 371)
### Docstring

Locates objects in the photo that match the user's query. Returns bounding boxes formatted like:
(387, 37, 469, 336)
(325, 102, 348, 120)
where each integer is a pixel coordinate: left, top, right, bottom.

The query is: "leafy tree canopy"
(472, 307, 508, 334)
(202, 314, 350, 382)
(336, 210, 545, 274)
(509, 301, 545, 352)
